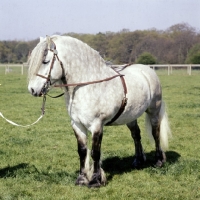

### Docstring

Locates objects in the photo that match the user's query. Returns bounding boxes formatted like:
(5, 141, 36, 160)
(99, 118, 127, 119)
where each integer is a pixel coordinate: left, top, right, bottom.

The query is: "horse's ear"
(40, 37, 45, 42)
(46, 35, 51, 48)
(46, 35, 55, 50)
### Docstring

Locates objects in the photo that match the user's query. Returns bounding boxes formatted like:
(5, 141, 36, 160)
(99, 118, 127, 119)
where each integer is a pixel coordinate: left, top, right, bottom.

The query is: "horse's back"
(110, 64, 162, 124)
(122, 64, 158, 79)
(122, 64, 161, 95)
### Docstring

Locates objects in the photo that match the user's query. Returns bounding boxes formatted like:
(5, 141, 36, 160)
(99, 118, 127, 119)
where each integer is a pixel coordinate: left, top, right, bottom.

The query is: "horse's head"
(28, 36, 64, 97)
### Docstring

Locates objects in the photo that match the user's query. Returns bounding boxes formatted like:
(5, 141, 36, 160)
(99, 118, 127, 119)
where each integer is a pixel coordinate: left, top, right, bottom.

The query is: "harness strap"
(54, 74, 122, 87)
(116, 70, 127, 95)
(105, 96, 127, 126)
(106, 69, 128, 125)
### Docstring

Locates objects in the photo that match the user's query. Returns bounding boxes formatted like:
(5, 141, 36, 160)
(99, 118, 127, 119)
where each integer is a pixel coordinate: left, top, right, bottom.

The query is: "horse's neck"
(61, 42, 115, 83)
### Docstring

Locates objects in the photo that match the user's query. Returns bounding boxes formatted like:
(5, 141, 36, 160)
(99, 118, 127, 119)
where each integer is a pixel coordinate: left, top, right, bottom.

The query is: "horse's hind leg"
(151, 118, 166, 167)
(146, 102, 166, 167)
(127, 120, 146, 169)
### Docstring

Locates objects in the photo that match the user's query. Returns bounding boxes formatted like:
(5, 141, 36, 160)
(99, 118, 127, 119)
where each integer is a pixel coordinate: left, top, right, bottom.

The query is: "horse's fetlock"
(132, 154, 146, 169)
(75, 174, 89, 186)
(154, 151, 166, 167)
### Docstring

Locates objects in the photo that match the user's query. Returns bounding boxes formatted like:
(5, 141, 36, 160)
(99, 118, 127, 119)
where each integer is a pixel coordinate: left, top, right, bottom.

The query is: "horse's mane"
(28, 41, 47, 81)
(28, 35, 109, 82)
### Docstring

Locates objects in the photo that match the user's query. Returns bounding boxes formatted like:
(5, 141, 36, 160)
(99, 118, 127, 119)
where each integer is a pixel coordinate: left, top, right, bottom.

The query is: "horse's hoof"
(132, 160, 144, 169)
(75, 174, 89, 186)
(132, 155, 146, 169)
(154, 160, 163, 167)
(88, 179, 101, 188)
(88, 172, 106, 188)
(154, 151, 166, 167)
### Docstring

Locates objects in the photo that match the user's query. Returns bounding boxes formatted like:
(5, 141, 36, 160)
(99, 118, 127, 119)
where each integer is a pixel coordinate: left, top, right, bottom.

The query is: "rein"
(0, 95, 46, 127)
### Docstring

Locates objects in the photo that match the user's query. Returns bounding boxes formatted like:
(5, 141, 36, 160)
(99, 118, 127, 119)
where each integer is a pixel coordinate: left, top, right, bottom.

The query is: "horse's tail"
(145, 101, 172, 150)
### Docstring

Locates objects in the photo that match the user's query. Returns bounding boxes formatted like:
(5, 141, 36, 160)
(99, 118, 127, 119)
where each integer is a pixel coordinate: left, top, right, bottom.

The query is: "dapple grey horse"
(28, 35, 171, 187)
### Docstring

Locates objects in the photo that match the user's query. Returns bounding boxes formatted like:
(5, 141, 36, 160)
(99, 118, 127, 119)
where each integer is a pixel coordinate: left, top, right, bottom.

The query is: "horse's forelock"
(28, 41, 48, 81)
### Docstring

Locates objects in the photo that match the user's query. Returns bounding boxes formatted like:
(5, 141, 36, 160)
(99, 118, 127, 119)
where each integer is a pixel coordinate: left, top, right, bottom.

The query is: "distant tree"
(0, 23, 200, 64)
(136, 52, 156, 64)
(91, 32, 108, 58)
(185, 44, 200, 64)
(119, 28, 130, 33)
(15, 42, 29, 62)
(166, 23, 197, 63)
(190, 53, 200, 64)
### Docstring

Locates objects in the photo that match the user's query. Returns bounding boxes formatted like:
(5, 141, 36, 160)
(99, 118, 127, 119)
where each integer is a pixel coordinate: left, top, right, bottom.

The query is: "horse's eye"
(42, 60, 50, 64)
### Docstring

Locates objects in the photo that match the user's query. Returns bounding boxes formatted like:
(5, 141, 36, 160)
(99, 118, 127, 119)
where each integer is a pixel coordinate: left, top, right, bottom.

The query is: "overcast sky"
(0, 0, 200, 41)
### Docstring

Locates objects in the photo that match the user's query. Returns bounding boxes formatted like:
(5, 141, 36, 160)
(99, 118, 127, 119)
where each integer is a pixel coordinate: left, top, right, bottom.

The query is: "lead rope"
(0, 95, 46, 127)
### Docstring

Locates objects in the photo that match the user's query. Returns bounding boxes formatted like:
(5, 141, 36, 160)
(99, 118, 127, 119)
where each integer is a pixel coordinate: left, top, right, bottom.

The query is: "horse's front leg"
(72, 122, 90, 186)
(88, 127, 106, 187)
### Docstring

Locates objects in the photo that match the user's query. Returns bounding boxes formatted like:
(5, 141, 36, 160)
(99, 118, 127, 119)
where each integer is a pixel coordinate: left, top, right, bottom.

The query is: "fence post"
(168, 65, 170, 75)
(5, 65, 9, 75)
(21, 64, 23, 75)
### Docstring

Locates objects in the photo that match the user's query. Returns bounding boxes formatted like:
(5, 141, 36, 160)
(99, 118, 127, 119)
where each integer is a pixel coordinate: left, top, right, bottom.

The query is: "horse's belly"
(108, 80, 151, 125)
(110, 101, 149, 125)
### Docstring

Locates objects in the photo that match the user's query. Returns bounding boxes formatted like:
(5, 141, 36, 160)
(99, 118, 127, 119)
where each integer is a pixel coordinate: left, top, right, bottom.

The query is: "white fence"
(149, 64, 200, 75)
(0, 63, 28, 75)
(0, 63, 200, 75)
(111, 64, 200, 75)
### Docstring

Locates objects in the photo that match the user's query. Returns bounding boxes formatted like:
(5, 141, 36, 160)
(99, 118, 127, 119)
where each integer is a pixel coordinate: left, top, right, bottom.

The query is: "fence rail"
(0, 63, 200, 75)
(149, 64, 200, 75)
(0, 63, 28, 75)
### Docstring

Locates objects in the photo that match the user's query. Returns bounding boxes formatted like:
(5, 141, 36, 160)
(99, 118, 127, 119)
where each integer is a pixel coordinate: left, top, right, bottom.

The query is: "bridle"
(35, 39, 128, 124)
(36, 42, 64, 96)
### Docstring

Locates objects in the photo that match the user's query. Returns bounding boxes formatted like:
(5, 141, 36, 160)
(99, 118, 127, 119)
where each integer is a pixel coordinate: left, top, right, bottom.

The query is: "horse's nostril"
(31, 88, 34, 94)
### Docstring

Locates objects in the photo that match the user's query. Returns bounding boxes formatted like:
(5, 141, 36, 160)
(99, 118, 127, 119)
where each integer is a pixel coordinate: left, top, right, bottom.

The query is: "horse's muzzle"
(30, 88, 43, 97)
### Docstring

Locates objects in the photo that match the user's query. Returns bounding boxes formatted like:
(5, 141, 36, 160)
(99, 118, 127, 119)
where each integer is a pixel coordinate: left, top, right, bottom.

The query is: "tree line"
(0, 23, 200, 64)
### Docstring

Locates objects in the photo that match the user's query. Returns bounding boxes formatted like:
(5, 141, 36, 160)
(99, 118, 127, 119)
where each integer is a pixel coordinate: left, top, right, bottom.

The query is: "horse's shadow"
(0, 151, 180, 183)
(102, 151, 181, 181)
(0, 163, 76, 183)
(0, 163, 29, 178)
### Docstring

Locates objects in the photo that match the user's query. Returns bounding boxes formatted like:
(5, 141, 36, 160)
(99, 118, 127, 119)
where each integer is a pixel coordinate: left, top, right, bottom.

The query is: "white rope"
(0, 112, 44, 127)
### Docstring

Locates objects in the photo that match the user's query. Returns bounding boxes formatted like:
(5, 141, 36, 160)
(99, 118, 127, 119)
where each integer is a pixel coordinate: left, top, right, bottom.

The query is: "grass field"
(0, 69, 200, 199)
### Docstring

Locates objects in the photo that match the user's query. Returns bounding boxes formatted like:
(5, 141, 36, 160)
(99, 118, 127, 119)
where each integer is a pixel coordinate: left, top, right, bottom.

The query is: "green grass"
(0, 70, 200, 199)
